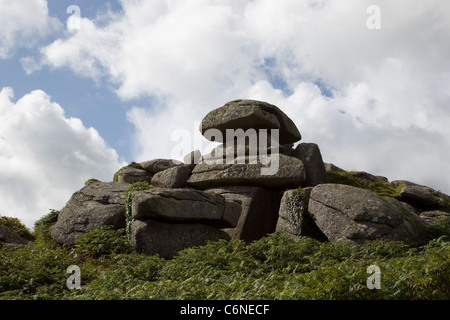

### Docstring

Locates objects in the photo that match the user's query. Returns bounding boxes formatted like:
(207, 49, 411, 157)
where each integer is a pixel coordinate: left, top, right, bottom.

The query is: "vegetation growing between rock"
(124, 181, 155, 240)
(326, 171, 404, 198)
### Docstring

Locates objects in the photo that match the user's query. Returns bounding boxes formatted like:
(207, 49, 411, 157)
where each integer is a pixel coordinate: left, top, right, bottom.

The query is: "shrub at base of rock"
(308, 184, 405, 243)
(131, 220, 230, 259)
(51, 182, 130, 244)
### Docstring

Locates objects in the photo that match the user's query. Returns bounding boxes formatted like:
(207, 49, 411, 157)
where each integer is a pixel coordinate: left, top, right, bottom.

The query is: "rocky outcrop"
(51, 181, 130, 244)
(50, 99, 450, 258)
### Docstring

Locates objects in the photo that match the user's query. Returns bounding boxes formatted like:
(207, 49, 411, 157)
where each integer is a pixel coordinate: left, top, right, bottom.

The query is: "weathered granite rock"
(187, 153, 306, 190)
(200, 100, 301, 145)
(290, 143, 327, 187)
(206, 186, 282, 242)
(140, 159, 182, 174)
(117, 167, 153, 184)
(131, 219, 230, 259)
(184, 150, 202, 166)
(131, 188, 241, 228)
(400, 185, 447, 210)
(151, 165, 193, 188)
(276, 188, 326, 240)
(51, 182, 129, 244)
(308, 184, 404, 243)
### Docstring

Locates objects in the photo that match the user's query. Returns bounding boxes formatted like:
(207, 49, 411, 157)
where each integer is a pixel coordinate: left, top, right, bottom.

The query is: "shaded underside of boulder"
(131, 219, 230, 259)
(206, 186, 282, 242)
(51, 182, 130, 244)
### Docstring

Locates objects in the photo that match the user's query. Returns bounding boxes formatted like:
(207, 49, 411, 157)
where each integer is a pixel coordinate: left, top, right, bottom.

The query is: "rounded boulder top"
(200, 99, 302, 145)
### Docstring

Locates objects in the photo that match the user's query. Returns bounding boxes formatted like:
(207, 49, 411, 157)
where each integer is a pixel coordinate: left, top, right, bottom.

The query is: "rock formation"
(50, 99, 450, 257)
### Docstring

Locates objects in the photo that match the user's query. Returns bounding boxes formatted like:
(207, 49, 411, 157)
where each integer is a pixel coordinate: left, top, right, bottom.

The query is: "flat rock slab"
(131, 220, 230, 259)
(51, 182, 130, 244)
(131, 188, 241, 228)
(200, 100, 301, 145)
(309, 184, 404, 243)
(187, 153, 306, 190)
(117, 167, 153, 184)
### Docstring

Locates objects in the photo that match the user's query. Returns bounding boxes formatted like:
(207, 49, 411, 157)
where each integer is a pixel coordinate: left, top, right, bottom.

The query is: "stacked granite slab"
(52, 99, 328, 257)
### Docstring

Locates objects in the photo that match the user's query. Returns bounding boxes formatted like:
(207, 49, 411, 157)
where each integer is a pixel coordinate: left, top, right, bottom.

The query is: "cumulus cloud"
(29, 0, 450, 193)
(0, 87, 124, 228)
(0, 0, 61, 58)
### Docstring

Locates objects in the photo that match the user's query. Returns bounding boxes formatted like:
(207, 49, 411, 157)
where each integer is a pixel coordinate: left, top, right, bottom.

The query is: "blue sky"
(1, 0, 450, 228)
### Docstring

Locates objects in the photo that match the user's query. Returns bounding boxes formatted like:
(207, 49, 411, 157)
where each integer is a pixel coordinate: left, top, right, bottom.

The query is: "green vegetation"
(84, 178, 101, 186)
(1, 211, 449, 300)
(124, 181, 155, 240)
(0, 216, 34, 241)
(326, 170, 404, 198)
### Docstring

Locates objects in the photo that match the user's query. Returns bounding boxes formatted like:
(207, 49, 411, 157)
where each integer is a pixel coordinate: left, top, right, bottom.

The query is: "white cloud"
(0, 87, 124, 228)
(28, 0, 450, 194)
(0, 0, 61, 58)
